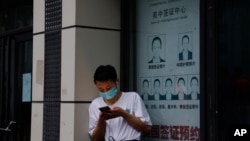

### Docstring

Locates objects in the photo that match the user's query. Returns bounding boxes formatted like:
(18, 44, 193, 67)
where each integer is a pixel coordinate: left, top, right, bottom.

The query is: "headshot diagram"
(189, 76, 200, 100)
(148, 35, 166, 63)
(164, 77, 177, 100)
(178, 32, 193, 61)
(141, 78, 151, 100)
(152, 78, 165, 100)
(176, 77, 190, 100)
(140, 75, 200, 101)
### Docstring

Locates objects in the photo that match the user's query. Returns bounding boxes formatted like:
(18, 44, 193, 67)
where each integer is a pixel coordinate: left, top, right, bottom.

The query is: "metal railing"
(0, 121, 16, 132)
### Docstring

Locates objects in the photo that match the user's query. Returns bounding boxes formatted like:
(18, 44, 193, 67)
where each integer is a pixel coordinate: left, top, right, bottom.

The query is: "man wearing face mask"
(88, 65, 152, 141)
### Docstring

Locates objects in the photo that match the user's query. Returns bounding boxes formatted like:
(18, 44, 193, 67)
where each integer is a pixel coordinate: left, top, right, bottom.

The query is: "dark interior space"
(217, 0, 250, 140)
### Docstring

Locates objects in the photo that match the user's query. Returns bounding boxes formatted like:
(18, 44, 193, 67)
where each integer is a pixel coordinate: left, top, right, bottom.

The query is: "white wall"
(31, 0, 45, 140)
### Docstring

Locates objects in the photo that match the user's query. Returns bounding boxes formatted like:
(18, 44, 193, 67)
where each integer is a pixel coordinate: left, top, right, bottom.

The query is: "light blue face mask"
(99, 87, 118, 100)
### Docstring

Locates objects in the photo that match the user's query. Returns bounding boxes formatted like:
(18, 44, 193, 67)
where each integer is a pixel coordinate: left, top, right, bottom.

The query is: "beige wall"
(32, 0, 121, 141)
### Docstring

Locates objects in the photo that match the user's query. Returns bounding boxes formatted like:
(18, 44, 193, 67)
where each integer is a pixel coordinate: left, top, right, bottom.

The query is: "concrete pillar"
(31, 0, 121, 141)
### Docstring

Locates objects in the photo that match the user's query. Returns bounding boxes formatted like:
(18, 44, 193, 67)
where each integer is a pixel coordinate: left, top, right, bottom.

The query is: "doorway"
(216, 0, 250, 140)
(0, 29, 32, 141)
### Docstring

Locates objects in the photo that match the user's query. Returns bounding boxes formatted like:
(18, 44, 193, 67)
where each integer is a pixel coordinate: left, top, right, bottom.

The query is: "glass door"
(0, 30, 32, 141)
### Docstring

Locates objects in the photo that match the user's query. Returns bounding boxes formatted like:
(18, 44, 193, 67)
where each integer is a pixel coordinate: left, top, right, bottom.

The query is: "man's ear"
(116, 78, 119, 85)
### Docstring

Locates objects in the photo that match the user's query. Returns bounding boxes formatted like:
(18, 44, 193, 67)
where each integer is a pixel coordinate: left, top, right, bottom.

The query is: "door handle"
(0, 121, 16, 132)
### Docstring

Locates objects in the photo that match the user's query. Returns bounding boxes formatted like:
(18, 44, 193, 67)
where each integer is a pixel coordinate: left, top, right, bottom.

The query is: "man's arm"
(112, 107, 152, 134)
(91, 114, 106, 141)
(121, 110, 152, 134)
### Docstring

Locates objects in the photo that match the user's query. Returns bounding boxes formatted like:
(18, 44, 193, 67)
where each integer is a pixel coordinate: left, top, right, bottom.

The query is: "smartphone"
(99, 106, 111, 112)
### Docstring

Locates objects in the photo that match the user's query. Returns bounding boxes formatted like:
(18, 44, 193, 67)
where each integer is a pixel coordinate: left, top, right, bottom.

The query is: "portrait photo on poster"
(151, 77, 164, 101)
(148, 34, 166, 64)
(140, 77, 152, 101)
(163, 76, 176, 100)
(178, 32, 193, 61)
(188, 75, 200, 100)
(175, 76, 188, 100)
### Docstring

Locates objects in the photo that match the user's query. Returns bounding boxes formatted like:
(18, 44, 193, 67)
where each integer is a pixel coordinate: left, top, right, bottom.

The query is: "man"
(179, 35, 193, 61)
(89, 65, 152, 141)
(148, 36, 165, 63)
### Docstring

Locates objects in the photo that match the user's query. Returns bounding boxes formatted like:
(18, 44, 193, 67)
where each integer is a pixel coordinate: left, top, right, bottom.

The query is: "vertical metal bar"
(0, 38, 3, 128)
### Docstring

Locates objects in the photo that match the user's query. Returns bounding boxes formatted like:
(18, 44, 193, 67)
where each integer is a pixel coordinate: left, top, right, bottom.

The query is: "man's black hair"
(94, 65, 117, 84)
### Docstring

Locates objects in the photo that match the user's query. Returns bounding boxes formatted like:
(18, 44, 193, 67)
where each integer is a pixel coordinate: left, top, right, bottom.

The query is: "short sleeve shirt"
(89, 92, 152, 140)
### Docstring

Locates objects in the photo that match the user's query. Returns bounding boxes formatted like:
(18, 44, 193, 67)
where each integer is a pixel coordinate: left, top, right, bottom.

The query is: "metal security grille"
(44, 31, 61, 101)
(43, 102, 60, 141)
(45, 0, 62, 31)
(43, 0, 62, 141)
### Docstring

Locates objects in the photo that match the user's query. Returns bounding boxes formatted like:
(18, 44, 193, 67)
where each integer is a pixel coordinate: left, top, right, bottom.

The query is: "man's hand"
(99, 106, 125, 120)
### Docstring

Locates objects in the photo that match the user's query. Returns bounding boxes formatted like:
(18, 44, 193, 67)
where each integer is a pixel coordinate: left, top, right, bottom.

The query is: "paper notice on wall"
(136, 0, 200, 140)
(22, 73, 31, 102)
